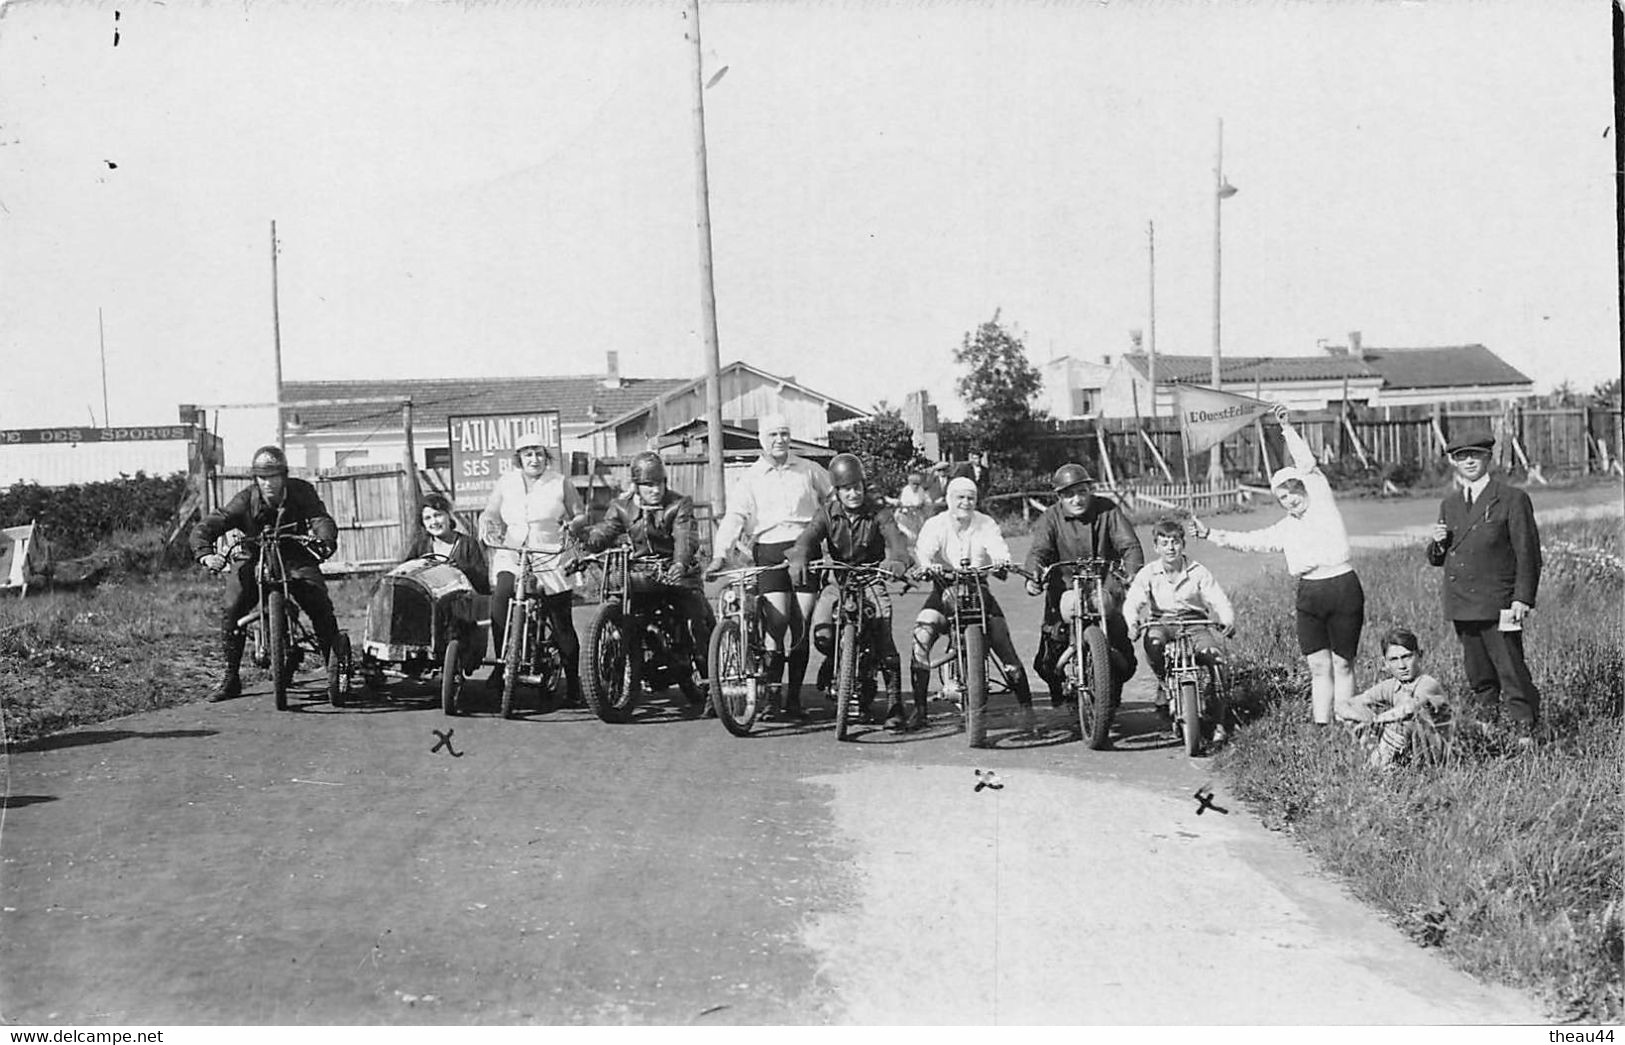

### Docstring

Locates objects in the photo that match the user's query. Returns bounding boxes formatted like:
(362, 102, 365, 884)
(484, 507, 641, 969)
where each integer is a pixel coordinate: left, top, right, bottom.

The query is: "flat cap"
(1445, 427, 1495, 454)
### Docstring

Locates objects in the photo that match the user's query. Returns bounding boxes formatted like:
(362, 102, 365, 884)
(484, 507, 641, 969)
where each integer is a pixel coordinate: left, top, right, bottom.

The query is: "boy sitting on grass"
(1335, 626, 1451, 769)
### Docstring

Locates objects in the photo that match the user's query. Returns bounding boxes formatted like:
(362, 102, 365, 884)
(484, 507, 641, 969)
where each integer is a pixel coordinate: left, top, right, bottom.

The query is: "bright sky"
(1, 0, 1617, 458)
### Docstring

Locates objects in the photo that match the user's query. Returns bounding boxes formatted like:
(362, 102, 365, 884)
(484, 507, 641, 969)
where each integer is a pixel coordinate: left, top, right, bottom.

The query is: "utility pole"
(98, 307, 110, 426)
(685, 0, 727, 520)
(1209, 118, 1238, 486)
(271, 220, 286, 452)
(1146, 221, 1156, 419)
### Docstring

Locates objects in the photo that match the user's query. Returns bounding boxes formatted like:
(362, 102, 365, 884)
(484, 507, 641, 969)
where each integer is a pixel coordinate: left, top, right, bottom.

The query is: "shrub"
(0, 473, 190, 559)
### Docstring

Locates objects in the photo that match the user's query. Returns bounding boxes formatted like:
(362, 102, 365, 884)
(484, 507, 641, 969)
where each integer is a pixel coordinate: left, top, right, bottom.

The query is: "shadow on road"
(0, 794, 58, 809)
(11, 728, 219, 754)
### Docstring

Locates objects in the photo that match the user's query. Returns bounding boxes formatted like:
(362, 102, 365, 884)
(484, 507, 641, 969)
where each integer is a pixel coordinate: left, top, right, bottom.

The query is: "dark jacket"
(189, 477, 339, 571)
(1426, 476, 1542, 620)
(583, 490, 700, 579)
(1023, 496, 1145, 583)
(400, 530, 490, 594)
(788, 496, 909, 571)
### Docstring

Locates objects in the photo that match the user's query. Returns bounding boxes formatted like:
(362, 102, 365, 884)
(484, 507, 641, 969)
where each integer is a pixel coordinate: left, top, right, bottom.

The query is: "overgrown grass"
(1217, 517, 1624, 1022)
(0, 570, 374, 746)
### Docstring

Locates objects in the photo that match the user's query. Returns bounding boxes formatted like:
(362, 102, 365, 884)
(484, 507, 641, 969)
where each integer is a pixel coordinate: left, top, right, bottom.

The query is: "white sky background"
(0, 0, 1618, 458)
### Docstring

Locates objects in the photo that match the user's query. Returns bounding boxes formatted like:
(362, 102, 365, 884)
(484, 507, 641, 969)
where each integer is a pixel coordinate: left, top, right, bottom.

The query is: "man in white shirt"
(708, 414, 833, 719)
(910, 477, 1036, 732)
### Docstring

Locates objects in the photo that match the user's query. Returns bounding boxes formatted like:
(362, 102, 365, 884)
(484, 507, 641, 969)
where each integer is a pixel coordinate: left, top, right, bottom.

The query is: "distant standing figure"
(1426, 427, 1543, 734)
(892, 468, 937, 543)
(1190, 403, 1364, 724)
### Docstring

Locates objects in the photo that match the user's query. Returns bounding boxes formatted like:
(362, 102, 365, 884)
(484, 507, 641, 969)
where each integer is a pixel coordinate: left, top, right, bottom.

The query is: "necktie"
(1465, 488, 1474, 509)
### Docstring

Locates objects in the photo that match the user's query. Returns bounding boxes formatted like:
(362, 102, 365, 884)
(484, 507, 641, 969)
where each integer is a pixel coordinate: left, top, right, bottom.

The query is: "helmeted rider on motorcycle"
(190, 445, 341, 702)
(1022, 462, 1144, 709)
(787, 453, 912, 729)
(574, 450, 715, 703)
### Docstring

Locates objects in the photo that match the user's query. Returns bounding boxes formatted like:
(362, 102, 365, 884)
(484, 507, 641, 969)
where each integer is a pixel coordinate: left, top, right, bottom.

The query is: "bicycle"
(814, 560, 907, 742)
(488, 541, 575, 719)
(1145, 615, 1232, 757)
(574, 546, 708, 723)
(705, 563, 788, 737)
(1035, 557, 1120, 750)
(913, 560, 1031, 748)
(215, 525, 352, 711)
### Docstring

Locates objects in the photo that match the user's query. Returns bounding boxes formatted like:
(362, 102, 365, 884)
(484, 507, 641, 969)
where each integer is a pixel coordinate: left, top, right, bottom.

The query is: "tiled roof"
(281, 376, 690, 434)
(1122, 352, 1379, 384)
(1354, 345, 1534, 390)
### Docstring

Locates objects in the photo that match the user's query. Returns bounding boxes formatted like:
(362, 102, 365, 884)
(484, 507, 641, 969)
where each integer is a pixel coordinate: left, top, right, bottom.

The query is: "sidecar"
(359, 557, 488, 714)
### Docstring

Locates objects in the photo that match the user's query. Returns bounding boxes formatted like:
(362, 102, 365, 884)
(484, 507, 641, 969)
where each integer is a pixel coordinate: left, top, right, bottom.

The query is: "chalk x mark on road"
(1194, 784, 1227, 815)
(431, 729, 464, 758)
(973, 769, 1003, 792)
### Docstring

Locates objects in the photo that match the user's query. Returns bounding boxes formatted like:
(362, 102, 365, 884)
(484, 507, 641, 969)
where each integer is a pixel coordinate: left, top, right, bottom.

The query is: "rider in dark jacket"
(1022, 463, 1145, 708)
(575, 451, 714, 697)
(787, 454, 912, 728)
(190, 445, 341, 702)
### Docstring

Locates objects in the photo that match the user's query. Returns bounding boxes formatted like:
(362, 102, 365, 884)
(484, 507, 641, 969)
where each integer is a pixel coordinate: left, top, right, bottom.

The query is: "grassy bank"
(0, 557, 374, 746)
(1216, 517, 1623, 1022)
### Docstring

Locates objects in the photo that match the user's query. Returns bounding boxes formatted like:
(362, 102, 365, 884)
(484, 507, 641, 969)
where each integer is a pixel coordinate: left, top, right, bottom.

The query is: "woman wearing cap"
(1190, 403, 1364, 725)
(708, 414, 833, 720)
(480, 436, 588, 704)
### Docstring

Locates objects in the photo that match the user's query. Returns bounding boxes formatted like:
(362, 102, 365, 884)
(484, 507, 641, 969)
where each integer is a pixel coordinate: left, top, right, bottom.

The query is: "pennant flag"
(1172, 385, 1273, 456)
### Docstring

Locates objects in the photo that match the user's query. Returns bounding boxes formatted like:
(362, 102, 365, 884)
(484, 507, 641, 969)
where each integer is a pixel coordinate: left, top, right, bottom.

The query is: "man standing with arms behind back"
(1426, 426, 1544, 738)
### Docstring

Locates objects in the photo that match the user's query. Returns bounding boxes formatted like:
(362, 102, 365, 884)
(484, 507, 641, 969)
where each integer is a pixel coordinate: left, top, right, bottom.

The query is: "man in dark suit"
(1425, 427, 1543, 733)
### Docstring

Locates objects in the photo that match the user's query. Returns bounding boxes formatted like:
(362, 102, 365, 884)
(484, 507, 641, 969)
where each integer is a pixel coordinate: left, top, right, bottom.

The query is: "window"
(333, 449, 370, 469)
(1071, 388, 1097, 416)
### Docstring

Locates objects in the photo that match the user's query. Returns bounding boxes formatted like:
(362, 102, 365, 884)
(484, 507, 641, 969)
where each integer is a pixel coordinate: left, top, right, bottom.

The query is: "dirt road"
(6, 486, 1607, 1025)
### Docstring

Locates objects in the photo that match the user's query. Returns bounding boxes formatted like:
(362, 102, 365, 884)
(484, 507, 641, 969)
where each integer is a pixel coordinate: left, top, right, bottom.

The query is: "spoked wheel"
(441, 638, 462, 716)
(1077, 625, 1113, 750)
(709, 619, 757, 737)
(1180, 678, 1203, 756)
(327, 633, 351, 707)
(267, 592, 290, 711)
(964, 624, 988, 748)
(582, 601, 638, 724)
(501, 607, 525, 720)
(834, 622, 859, 742)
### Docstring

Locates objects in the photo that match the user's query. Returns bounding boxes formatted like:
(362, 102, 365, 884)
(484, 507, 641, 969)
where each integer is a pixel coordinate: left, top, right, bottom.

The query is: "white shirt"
(913, 510, 1012, 570)
(481, 468, 584, 594)
(714, 454, 833, 553)
(1461, 474, 1491, 504)
(1206, 426, 1352, 580)
(1123, 556, 1235, 629)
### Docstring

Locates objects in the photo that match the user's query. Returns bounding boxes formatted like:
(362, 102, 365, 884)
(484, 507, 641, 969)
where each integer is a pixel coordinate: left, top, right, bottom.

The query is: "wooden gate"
(211, 467, 411, 574)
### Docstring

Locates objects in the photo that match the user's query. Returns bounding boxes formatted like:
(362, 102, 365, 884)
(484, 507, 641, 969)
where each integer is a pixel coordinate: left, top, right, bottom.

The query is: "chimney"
(1102, 354, 1113, 367)
(1348, 330, 1362, 357)
(1129, 329, 1143, 351)
(601, 350, 623, 390)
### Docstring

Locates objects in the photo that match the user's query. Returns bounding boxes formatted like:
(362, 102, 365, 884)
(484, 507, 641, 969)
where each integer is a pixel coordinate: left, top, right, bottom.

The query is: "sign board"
(446, 411, 563, 511)
(1171, 385, 1272, 456)
(0, 425, 196, 445)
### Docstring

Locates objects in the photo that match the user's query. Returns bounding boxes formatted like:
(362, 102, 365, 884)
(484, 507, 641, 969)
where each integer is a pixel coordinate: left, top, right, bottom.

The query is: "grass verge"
(1216, 517, 1623, 1022)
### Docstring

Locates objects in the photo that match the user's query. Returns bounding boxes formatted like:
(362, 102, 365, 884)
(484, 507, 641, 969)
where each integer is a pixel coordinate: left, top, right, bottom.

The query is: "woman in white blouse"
(479, 436, 588, 703)
(1190, 403, 1365, 724)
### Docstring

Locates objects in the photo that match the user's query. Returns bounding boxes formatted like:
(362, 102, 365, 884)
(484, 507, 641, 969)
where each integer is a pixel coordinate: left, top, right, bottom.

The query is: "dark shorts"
(753, 541, 817, 595)
(1295, 570, 1364, 660)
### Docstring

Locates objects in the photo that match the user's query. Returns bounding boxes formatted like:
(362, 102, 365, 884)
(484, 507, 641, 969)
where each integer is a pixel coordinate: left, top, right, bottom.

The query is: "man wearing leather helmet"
(190, 444, 341, 702)
(1022, 462, 1144, 710)
(575, 450, 714, 705)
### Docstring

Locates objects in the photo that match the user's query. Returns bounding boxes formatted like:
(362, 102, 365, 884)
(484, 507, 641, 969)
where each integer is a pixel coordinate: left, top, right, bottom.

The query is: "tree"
(828, 410, 923, 496)
(954, 309, 1047, 477)
(1592, 376, 1621, 405)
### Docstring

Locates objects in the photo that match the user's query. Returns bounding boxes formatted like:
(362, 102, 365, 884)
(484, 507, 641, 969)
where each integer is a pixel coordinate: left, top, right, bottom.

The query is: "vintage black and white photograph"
(0, 0, 1619, 1031)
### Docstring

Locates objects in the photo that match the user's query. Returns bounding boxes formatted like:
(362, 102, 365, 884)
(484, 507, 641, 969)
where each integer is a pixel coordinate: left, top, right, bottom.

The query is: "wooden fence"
(1075, 404, 1623, 485)
(212, 467, 415, 575)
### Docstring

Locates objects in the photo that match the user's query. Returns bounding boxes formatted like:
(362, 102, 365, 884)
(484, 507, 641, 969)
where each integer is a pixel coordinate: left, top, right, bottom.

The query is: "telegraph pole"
(685, 0, 727, 518)
(98, 307, 110, 426)
(1146, 221, 1156, 419)
(270, 220, 286, 452)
